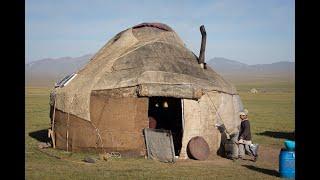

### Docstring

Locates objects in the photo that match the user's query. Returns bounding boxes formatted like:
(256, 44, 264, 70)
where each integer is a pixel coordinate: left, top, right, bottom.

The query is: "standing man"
(237, 110, 259, 161)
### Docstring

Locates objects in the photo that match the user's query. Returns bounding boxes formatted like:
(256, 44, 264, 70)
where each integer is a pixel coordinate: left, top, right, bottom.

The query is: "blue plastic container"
(279, 149, 295, 179)
(284, 140, 295, 151)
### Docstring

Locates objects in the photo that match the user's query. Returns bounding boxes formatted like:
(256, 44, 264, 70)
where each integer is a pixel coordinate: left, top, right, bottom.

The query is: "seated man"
(237, 110, 259, 161)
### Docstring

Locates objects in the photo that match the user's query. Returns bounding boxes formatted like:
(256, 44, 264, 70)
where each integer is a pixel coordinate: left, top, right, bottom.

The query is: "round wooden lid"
(187, 136, 210, 160)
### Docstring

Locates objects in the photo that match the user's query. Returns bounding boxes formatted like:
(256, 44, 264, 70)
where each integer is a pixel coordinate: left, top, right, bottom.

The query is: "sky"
(26, 0, 295, 65)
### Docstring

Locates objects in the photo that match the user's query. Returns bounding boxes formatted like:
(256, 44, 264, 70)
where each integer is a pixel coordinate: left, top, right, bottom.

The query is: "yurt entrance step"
(148, 97, 183, 156)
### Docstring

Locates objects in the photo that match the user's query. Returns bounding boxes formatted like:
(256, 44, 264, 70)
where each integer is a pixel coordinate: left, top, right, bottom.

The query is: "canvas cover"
(53, 94, 148, 156)
(50, 22, 237, 122)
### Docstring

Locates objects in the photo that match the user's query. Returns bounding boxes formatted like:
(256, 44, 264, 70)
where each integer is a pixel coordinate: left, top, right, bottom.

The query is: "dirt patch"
(177, 144, 280, 166)
(257, 145, 280, 164)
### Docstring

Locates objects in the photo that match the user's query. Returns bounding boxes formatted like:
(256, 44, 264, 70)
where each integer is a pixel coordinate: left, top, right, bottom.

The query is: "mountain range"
(25, 55, 294, 86)
(206, 57, 294, 83)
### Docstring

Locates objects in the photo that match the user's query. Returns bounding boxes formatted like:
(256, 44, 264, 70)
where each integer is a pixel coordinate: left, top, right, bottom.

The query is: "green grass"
(25, 82, 294, 179)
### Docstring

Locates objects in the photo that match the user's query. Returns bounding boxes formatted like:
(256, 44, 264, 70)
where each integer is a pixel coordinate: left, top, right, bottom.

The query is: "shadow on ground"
(242, 165, 279, 177)
(256, 131, 294, 140)
(29, 129, 51, 143)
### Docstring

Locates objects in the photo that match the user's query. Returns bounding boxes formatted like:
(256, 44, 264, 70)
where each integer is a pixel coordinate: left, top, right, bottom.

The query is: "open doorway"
(148, 97, 183, 156)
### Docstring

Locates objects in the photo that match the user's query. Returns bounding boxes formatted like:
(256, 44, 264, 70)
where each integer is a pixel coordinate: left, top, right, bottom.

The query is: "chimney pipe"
(198, 25, 207, 69)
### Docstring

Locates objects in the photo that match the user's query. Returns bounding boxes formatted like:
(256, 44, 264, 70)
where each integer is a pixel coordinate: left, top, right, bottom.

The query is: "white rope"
(205, 93, 224, 125)
(205, 93, 240, 139)
(90, 122, 105, 150)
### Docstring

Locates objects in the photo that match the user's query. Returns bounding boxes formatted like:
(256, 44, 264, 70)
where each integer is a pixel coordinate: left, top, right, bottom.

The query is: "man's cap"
(239, 109, 249, 116)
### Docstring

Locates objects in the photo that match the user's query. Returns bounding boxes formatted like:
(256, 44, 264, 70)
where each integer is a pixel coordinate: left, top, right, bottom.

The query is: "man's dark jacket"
(239, 119, 252, 141)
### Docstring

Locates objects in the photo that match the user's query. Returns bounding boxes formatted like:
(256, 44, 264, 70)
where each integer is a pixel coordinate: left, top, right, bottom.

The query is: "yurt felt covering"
(49, 22, 243, 157)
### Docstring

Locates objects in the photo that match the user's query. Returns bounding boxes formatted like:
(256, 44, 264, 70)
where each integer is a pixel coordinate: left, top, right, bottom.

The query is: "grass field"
(25, 81, 294, 179)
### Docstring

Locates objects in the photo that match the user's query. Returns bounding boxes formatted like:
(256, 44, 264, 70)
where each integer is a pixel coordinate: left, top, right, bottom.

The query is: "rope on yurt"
(205, 93, 224, 125)
(90, 122, 105, 151)
(51, 95, 57, 148)
(66, 112, 70, 152)
(205, 93, 239, 139)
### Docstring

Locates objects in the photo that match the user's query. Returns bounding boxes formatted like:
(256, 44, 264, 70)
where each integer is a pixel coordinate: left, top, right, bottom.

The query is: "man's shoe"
(253, 155, 258, 162)
(250, 144, 260, 157)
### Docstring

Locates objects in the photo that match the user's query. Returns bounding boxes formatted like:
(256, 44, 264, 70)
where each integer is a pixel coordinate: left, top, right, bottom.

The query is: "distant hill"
(25, 55, 294, 86)
(207, 57, 295, 84)
(25, 54, 93, 86)
(207, 57, 249, 72)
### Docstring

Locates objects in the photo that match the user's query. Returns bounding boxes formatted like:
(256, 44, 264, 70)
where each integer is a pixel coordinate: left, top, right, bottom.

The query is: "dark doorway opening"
(148, 97, 183, 156)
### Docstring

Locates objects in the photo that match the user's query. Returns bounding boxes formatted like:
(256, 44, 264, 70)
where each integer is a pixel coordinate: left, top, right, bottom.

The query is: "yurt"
(49, 22, 244, 159)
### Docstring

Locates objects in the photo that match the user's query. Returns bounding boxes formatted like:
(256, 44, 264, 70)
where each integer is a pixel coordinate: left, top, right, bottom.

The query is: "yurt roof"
(51, 22, 237, 121)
